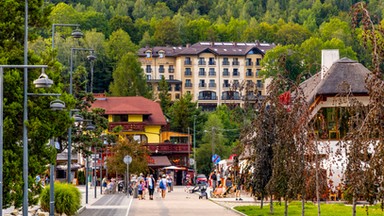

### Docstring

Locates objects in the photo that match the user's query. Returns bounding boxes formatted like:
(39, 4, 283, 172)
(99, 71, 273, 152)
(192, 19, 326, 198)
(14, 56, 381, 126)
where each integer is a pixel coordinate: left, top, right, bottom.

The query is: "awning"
(162, 165, 186, 170)
(147, 156, 172, 167)
(56, 163, 82, 171)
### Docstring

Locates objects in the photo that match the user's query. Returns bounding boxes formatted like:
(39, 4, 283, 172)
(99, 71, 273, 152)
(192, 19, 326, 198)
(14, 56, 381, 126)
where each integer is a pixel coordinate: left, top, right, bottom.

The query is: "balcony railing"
(146, 68, 152, 73)
(184, 60, 192, 65)
(222, 61, 230, 65)
(222, 96, 241, 100)
(168, 68, 174, 73)
(198, 96, 218, 100)
(159, 68, 165, 73)
(246, 61, 253, 66)
(208, 61, 216, 65)
(198, 60, 206, 65)
(185, 83, 192, 88)
(209, 83, 216, 88)
(199, 83, 206, 87)
(145, 143, 192, 154)
(185, 71, 192, 76)
(232, 61, 239, 66)
(108, 122, 145, 132)
(246, 71, 253, 77)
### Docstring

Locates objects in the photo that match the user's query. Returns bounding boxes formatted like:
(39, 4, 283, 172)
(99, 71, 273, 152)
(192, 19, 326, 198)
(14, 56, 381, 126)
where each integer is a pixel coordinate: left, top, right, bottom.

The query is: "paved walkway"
(78, 186, 256, 216)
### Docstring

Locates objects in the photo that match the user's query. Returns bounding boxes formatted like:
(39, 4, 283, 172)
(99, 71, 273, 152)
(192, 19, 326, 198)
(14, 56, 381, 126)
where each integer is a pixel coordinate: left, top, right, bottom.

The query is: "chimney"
(321, 49, 339, 79)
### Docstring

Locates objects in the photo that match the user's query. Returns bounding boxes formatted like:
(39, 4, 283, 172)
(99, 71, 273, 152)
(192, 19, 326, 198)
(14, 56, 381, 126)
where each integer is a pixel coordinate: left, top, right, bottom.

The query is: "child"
(138, 179, 145, 200)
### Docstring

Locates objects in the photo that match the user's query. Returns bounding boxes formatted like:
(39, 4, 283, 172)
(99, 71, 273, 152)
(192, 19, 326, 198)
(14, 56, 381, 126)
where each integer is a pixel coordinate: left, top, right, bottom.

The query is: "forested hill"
(43, 0, 384, 92)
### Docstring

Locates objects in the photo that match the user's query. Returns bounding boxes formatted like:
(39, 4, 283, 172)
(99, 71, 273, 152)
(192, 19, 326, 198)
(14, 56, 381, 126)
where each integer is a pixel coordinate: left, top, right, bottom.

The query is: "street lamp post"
(0, 65, 62, 216)
(193, 115, 197, 183)
(67, 48, 96, 183)
(51, 23, 82, 49)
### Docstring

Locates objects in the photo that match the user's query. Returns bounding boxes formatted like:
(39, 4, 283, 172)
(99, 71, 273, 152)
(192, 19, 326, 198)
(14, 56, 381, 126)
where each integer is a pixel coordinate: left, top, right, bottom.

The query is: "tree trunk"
(260, 193, 264, 209)
(352, 193, 357, 216)
(302, 197, 305, 216)
(284, 198, 288, 216)
(270, 195, 274, 214)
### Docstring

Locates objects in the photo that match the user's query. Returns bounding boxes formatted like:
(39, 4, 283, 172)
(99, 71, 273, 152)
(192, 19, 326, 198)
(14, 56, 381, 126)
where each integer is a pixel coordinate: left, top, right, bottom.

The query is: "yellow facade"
(128, 114, 143, 122)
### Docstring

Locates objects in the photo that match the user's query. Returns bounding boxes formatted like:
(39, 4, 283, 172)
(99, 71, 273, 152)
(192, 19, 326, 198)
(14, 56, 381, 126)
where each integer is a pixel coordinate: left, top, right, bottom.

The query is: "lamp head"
(50, 99, 66, 111)
(71, 28, 83, 39)
(33, 70, 53, 88)
(87, 52, 96, 61)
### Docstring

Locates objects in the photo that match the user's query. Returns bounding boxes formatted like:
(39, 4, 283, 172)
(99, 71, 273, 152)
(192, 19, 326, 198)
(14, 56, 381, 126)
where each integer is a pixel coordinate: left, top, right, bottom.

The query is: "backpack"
(211, 173, 217, 181)
(159, 180, 165, 189)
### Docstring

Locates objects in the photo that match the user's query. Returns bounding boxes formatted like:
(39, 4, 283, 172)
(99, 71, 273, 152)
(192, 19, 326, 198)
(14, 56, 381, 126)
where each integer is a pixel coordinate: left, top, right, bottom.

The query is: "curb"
(209, 198, 248, 216)
(77, 205, 86, 215)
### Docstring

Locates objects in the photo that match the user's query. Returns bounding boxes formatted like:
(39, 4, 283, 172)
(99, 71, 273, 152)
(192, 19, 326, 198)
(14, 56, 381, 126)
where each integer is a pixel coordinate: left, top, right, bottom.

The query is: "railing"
(184, 60, 192, 65)
(198, 60, 206, 65)
(185, 71, 192, 76)
(222, 61, 230, 65)
(199, 83, 206, 87)
(198, 96, 217, 100)
(159, 68, 165, 73)
(246, 61, 253, 66)
(146, 68, 152, 73)
(145, 143, 192, 153)
(185, 83, 192, 87)
(246, 71, 253, 77)
(168, 68, 174, 73)
(108, 122, 146, 132)
(208, 61, 216, 65)
(222, 96, 241, 100)
(209, 71, 216, 76)
(209, 83, 216, 88)
(232, 61, 239, 66)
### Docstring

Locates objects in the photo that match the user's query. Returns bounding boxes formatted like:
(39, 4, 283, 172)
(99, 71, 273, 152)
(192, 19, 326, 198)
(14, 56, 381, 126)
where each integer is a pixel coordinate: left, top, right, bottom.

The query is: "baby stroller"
(198, 183, 208, 199)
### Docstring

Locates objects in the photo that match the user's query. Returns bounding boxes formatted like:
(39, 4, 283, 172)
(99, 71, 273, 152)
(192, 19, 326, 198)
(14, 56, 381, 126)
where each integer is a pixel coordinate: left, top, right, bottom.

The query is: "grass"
(234, 201, 384, 216)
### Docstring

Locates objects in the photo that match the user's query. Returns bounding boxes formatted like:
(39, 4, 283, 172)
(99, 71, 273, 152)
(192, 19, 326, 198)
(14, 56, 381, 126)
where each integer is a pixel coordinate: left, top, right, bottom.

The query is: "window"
(175, 84, 181, 91)
(223, 80, 229, 88)
(146, 65, 152, 73)
(112, 114, 128, 122)
(209, 68, 216, 76)
(256, 69, 261, 77)
(233, 80, 240, 88)
(198, 57, 206, 65)
(199, 68, 205, 76)
(246, 69, 253, 77)
(146, 51, 151, 58)
(159, 65, 165, 73)
(184, 57, 192, 65)
(185, 79, 192, 87)
(246, 58, 253, 66)
(256, 58, 261, 66)
(209, 79, 216, 87)
(223, 68, 229, 76)
(222, 58, 229, 65)
(175, 93, 180, 99)
(233, 58, 239, 65)
(159, 51, 164, 58)
(257, 80, 263, 88)
(185, 68, 192, 76)
(146, 75, 151, 80)
(168, 65, 174, 73)
(169, 75, 174, 80)
(233, 68, 239, 76)
(199, 80, 206, 87)
(209, 57, 215, 65)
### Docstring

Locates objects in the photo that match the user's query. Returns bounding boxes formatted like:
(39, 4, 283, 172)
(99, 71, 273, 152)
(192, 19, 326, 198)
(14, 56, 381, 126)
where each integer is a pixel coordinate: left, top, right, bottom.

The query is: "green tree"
(109, 52, 152, 98)
(152, 17, 181, 46)
(274, 21, 312, 45)
(105, 29, 137, 64)
(168, 93, 199, 133)
(158, 76, 171, 115)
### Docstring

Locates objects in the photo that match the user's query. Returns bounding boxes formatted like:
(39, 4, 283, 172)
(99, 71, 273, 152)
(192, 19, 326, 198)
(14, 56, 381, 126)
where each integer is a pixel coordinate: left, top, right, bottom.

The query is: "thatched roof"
(300, 57, 370, 105)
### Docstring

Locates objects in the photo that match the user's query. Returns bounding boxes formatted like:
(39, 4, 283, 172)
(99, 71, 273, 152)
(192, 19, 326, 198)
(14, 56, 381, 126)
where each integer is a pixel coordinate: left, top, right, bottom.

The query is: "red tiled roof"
(90, 96, 167, 125)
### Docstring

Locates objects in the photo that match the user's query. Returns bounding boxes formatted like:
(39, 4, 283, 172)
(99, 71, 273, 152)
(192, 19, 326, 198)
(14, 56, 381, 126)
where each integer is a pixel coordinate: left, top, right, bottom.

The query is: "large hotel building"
(138, 42, 275, 111)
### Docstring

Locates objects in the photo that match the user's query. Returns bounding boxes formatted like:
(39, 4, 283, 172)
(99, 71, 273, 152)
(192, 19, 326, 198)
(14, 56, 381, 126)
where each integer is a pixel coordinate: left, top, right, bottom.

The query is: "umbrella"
(162, 165, 185, 170)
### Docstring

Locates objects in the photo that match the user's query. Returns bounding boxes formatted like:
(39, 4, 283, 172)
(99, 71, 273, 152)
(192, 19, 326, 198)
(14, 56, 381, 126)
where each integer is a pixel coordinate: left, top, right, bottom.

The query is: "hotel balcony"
(145, 143, 193, 154)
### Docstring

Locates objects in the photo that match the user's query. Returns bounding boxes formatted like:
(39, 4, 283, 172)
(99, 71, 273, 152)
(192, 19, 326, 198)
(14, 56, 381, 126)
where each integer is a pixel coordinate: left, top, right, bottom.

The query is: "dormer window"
(146, 51, 151, 58)
(159, 51, 165, 58)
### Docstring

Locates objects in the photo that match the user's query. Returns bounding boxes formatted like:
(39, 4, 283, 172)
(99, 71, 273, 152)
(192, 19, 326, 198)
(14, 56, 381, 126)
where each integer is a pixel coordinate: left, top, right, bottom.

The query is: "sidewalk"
(77, 184, 105, 214)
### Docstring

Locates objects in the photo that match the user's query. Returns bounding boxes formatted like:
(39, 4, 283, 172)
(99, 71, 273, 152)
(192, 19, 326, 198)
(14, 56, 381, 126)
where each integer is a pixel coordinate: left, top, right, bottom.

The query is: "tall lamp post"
(52, 24, 82, 49)
(84, 122, 95, 204)
(193, 115, 197, 183)
(67, 48, 96, 183)
(0, 65, 63, 216)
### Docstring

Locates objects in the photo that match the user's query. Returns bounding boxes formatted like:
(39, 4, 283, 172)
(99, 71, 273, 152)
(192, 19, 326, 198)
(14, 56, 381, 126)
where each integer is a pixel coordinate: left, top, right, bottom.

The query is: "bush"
(78, 171, 85, 185)
(40, 182, 81, 215)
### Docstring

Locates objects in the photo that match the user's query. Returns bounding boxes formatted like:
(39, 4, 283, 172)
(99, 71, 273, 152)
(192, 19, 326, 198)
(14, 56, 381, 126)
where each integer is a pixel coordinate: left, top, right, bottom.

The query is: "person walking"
(160, 175, 167, 198)
(137, 179, 145, 200)
(147, 174, 156, 200)
(210, 171, 217, 190)
(166, 174, 173, 192)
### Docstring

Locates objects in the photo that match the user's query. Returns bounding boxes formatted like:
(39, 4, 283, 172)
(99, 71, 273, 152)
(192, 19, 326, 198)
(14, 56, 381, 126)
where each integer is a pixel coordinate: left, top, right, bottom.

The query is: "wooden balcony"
(145, 143, 192, 154)
(108, 122, 145, 132)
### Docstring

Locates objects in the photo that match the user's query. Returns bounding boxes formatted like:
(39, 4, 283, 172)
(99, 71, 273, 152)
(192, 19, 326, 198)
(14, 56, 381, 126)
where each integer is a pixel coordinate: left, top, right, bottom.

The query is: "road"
(80, 186, 240, 216)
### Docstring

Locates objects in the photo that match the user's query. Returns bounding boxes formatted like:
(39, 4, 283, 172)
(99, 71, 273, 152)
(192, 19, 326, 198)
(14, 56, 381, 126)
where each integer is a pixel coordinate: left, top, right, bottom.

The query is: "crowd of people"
(208, 168, 245, 201)
(102, 173, 175, 200)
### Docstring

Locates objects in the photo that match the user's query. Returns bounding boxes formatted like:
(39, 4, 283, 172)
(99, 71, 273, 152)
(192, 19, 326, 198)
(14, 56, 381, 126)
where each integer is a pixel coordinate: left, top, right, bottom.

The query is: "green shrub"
(40, 182, 81, 215)
(78, 171, 85, 185)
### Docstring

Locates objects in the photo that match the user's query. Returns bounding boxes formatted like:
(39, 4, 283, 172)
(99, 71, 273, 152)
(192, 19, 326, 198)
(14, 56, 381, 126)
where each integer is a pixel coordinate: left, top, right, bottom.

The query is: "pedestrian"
(210, 171, 217, 190)
(217, 171, 221, 187)
(160, 175, 167, 198)
(137, 179, 145, 200)
(147, 174, 156, 200)
(235, 175, 243, 201)
(102, 176, 107, 192)
(156, 177, 162, 198)
(166, 174, 173, 192)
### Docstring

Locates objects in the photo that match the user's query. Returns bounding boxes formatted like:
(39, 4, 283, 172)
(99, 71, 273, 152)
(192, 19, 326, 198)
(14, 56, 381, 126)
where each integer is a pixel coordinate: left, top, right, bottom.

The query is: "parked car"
(196, 174, 207, 184)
